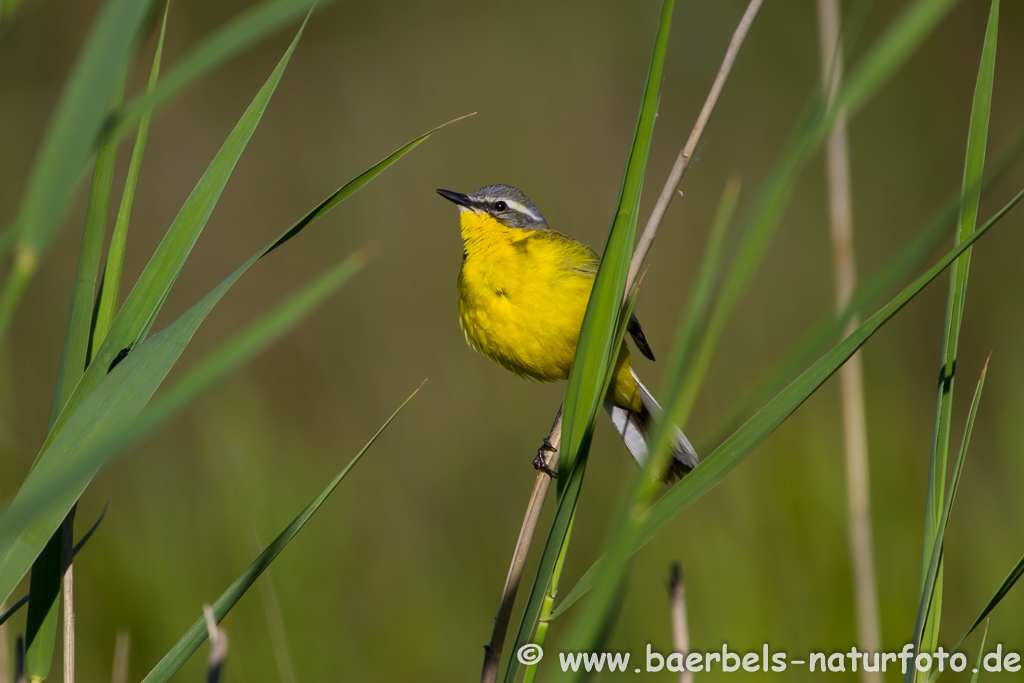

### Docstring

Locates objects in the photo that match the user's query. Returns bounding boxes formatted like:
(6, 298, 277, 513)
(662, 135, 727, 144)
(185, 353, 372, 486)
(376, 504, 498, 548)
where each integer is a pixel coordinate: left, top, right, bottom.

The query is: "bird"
(437, 183, 698, 480)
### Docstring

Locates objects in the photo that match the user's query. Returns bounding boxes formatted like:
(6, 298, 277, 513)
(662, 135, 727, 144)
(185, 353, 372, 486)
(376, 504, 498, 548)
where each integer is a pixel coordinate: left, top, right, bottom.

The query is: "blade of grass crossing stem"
(557, 183, 737, 653)
(22, 67, 128, 683)
(33, 14, 308, 478)
(503, 3, 672, 681)
(920, 0, 997, 661)
(0, 117, 455, 605)
(906, 358, 988, 683)
(704, 126, 1024, 449)
(524, 284, 642, 680)
(0, 0, 153, 342)
(140, 384, 421, 683)
(93, 1, 169, 351)
(671, 0, 960, 428)
(101, 0, 321, 146)
(552, 188, 1024, 617)
(562, 190, 740, 663)
(523, 514, 575, 683)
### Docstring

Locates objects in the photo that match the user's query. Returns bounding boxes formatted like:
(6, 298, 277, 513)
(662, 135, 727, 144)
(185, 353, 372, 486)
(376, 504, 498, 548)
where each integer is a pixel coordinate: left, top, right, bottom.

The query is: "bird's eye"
(493, 201, 508, 212)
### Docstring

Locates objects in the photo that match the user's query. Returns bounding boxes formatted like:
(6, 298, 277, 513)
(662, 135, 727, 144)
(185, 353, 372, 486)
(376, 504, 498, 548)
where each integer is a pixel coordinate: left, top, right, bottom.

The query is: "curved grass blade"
(552, 187, 1024, 618)
(0, 115, 457, 605)
(140, 384, 422, 683)
(93, 0, 169, 351)
(0, 0, 154, 342)
(905, 358, 989, 683)
(917, 2, 997, 666)
(101, 0, 324, 147)
(503, 2, 673, 680)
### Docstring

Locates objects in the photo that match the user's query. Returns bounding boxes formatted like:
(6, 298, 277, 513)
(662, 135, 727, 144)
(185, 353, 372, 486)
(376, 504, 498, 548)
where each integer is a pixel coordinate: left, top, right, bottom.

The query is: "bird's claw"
(533, 440, 558, 478)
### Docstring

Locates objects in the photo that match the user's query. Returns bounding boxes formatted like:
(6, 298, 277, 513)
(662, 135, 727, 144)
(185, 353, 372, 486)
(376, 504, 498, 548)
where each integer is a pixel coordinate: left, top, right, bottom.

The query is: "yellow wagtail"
(437, 184, 698, 480)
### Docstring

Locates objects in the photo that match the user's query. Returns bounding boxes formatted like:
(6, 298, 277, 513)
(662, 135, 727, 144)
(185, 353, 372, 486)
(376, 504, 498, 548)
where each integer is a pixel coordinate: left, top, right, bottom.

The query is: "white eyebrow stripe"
(503, 199, 542, 222)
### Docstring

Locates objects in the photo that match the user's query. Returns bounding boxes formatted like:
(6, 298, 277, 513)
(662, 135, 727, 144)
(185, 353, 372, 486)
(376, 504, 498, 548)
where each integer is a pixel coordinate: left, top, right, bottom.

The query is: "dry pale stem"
(111, 629, 131, 683)
(481, 416, 561, 683)
(62, 508, 76, 683)
(816, 1, 881, 680)
(203, 604, 229, 683)
(627, 0, 764, 289)
(480, 3, 764, 680)
(668, 563, 693, 683)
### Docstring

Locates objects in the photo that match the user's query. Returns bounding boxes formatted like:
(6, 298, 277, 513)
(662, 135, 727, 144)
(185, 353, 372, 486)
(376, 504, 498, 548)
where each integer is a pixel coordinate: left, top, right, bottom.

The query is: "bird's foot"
(533, 440, 558, 478)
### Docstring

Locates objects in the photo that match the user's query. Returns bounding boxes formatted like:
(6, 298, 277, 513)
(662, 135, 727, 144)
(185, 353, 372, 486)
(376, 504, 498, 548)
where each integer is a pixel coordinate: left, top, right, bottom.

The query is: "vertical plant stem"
(62, 506, 76, 683)
(523, 513, 574, 683)
(668, 563, 692, 683)
(0, 600, 8, 683)
(481, 416, 560, 683)
(111, 629, 131, 683)
(626, 0, 763, 288)
(816, 0, 882, 677)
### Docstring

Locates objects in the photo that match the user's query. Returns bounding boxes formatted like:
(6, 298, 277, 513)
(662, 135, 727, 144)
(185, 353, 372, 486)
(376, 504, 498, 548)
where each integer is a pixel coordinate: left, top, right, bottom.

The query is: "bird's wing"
(627, 315, 655, 361)
(542, 230, 656, 361)
(547, 230, 600, 276)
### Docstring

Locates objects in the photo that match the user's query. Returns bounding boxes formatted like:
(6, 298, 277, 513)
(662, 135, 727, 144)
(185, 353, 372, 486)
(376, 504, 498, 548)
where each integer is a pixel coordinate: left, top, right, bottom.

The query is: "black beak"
(436, 188, 473, 208)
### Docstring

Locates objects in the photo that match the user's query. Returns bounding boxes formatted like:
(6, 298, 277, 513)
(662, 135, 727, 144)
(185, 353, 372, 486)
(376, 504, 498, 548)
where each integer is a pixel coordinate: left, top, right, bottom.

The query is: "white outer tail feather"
(603, 369, 699, 476)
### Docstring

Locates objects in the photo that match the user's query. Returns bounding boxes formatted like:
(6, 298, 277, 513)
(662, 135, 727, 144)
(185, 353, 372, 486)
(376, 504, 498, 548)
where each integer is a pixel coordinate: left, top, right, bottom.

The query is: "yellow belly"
(456, 214, 641, 412)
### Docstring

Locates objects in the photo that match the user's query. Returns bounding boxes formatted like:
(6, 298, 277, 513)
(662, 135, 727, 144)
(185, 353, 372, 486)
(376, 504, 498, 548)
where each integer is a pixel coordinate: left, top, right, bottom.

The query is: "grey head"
(436, 184, 548, 229)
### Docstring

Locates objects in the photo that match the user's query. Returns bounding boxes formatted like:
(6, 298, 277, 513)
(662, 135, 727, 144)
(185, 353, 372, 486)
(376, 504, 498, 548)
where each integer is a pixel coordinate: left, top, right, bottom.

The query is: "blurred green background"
(1, 0, 1024, 680)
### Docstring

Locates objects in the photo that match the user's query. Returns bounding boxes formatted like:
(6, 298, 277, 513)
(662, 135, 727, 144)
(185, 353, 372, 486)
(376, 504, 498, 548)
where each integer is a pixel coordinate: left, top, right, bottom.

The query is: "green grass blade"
(140, 384, 421, 683)
(969, 620, 990, 683)
(93, 0, 169, 352)
(673, 0, 962, 428)
(0, 506, 107, 629)
(23, 71, 127, 682)
(503, 3, 673, 681)
(552, 187, 1023, 618)
(0, 0, 153, 342)
(50, 71, 126, 423)
(659, 175, 738, 435)
(101, 0, 322, 147)
(704, 126, 1024, 449)
(918, 0, 997, 663)
(906, 358, 989, 683)
(936, 554, 1024, 674)
(557, 184, 741, 665)
(0, 116, 455, 606)
(0, 252, 364, 605)
(33, 13, 309, 478)
(545, 0, 966, 635)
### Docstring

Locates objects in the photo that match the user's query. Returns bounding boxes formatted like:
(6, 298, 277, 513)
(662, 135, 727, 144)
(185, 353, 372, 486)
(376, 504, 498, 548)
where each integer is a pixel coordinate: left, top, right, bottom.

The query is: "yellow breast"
(456, 211, 594, 381)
